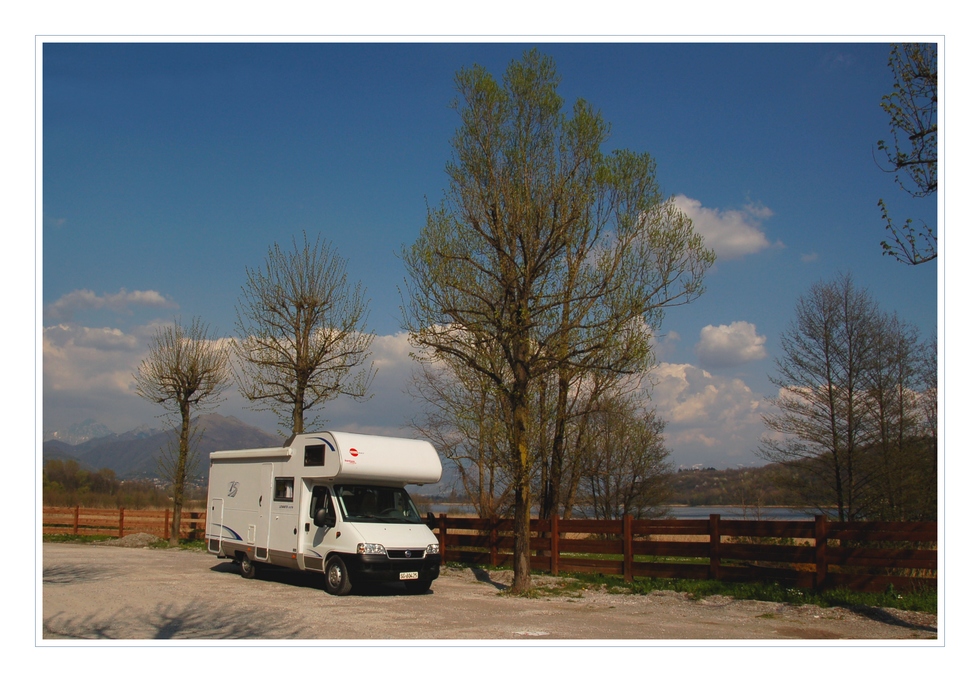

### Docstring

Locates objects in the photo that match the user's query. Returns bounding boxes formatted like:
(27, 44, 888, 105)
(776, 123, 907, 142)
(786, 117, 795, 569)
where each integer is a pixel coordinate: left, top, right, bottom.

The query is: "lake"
(424, 503, 816, 521)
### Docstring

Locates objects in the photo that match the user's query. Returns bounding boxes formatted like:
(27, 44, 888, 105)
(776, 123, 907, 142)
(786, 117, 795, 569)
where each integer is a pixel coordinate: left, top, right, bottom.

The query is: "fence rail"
(430, 514, 938, 593)
(42, 506, 206, 541)
(41, 508, 937, 593)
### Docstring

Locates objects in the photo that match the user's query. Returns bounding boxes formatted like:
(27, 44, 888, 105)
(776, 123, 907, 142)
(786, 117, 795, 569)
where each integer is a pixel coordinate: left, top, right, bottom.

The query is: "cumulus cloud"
(643, 362, 767, 467)
(695, 321, 767, 369)
(43, 324, 770, 468)
(672, 194, 772, 260)
(43, 324, 146, 397)
(45, 288, 177, 321)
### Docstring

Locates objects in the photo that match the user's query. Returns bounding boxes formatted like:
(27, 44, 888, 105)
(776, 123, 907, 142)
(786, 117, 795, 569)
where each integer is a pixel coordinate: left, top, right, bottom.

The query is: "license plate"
(399, 571, 419, 580)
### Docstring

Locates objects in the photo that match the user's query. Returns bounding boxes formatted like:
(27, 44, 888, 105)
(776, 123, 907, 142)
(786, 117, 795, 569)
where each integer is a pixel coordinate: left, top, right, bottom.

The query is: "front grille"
(386, 548, 424, 559)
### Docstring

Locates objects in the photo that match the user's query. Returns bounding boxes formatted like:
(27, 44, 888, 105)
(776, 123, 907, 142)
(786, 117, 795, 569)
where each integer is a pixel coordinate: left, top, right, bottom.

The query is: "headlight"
(356, 543, 386, 555)
(424, 543, 440, 555)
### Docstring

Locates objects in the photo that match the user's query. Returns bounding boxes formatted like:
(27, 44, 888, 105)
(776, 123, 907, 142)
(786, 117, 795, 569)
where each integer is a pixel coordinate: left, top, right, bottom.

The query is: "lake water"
(424, 503, 816, 521)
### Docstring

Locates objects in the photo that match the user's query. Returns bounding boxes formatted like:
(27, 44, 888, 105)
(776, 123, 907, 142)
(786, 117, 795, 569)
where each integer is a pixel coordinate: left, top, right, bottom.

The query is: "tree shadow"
(469, 567, 508, 591)
(842, 605, 937, 635)
(43, 564, 115, 585)
(43, 601, 304, 639)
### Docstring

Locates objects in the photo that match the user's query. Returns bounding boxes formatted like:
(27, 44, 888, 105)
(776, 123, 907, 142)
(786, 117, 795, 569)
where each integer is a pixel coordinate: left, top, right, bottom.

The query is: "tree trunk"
(509, 358, 533, 594)
(170, 403, 191, 547)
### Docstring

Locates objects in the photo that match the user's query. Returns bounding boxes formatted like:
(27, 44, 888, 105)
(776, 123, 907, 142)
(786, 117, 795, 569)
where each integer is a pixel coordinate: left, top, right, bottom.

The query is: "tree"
(134, 318, 230, 545)
(578, 394, 672, 521)
(877, 43, 938, 265)
(402, 50, 713, 591)
(759, 273, 937, 521)
(409, 352, 514, 518)
(863, 318, 936, 520)
(759, 274, 879, 521)
(234, 233, 376, 436)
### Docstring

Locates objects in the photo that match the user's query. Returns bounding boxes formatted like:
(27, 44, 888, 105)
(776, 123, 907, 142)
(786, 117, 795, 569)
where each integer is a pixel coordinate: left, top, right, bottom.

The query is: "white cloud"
(43, 325, 769, 469)
(45, 288, 177, 321)
(644, 362, 767, 467)
(695, 321, 767, 369)
(43, 324, 144, 394)
(672, 194, 772, 260)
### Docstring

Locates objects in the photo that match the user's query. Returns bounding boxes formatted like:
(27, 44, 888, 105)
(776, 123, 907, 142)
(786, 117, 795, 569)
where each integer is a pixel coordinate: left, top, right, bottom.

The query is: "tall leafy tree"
(234, 233, 375, 436)
(877, 43, 938, 265)
(134, 318, 230, 545)
(402, 50, 712, 592)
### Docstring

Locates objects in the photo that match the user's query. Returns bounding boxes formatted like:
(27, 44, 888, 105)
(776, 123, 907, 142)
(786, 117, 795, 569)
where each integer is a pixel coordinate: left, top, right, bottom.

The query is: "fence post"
(623, 514, 633, 583)
(709, 514, 721, 580)
(551, 515, 560, 576)
(490, 515, 498, 568)
(814, 514, 827, 591)
(164, 508, 170, 541)
(118, 508, 125, 538)
(73, 506, 80, 535)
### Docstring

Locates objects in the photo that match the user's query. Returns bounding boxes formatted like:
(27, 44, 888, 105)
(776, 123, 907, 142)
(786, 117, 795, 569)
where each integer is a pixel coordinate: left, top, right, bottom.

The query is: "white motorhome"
(206, 431, 443, 595)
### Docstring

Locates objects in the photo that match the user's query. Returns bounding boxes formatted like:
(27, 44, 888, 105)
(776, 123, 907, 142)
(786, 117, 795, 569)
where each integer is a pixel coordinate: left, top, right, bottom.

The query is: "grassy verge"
(42, 533, 207, 551)
(43, 533, 115, 544)
(446, 562, 937, 614)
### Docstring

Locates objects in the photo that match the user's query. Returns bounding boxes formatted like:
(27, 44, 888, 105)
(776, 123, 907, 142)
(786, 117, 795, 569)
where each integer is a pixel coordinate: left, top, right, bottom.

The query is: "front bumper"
(345, 552, 441, 584)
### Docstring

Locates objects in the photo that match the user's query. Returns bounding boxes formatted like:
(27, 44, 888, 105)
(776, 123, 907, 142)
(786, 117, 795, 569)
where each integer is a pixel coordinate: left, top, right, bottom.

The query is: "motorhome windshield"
(334, 484, 423, 524)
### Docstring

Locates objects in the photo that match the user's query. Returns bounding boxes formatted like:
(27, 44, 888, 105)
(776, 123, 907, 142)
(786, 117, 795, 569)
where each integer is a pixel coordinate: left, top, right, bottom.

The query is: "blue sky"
(41, 41, 938, 468)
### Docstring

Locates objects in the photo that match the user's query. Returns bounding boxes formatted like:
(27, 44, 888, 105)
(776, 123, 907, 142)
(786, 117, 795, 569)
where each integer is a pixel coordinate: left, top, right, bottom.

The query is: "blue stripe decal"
(313, 436, 335, 452)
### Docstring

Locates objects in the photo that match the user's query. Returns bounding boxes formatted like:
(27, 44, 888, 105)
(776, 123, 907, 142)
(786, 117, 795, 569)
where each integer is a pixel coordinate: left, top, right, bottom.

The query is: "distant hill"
(668, 463, 805, 507)
(41, 414, 281, 481)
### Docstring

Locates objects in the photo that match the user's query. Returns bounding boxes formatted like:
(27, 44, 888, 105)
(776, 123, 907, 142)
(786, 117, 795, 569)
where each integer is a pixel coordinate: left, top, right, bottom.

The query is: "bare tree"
(409, 353, 514, 518)
(863, 317, 936, 520)
(402, 50, 712, 591)
(234, 233, 375, 436)
(579, 394, 672, 521)
(877, 43, 938, 265)
(759, 274, 880, 521)
(134, 318, 230, 545)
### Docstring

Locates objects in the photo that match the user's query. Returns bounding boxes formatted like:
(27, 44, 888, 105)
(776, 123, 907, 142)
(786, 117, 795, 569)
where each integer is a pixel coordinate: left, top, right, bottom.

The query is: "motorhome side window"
(274, 477, 294, 502)
(310, 485, 335, 524)
(304, 444, 325, 466)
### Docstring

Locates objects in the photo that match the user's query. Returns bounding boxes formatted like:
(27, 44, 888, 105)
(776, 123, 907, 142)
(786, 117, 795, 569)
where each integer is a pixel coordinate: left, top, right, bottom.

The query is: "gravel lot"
(42, 540, 938, 641)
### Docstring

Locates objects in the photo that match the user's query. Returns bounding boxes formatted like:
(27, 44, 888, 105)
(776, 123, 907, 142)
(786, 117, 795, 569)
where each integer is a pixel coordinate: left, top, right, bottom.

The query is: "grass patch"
(43, 533, 115, 544)
(43, 533, 207, 551)
(584, 573, 938, 614)
(451, 561, 936, 614)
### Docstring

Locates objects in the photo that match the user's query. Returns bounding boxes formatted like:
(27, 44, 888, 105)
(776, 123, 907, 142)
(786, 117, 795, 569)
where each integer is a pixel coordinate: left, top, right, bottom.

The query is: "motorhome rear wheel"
(239, 554, 257, 579)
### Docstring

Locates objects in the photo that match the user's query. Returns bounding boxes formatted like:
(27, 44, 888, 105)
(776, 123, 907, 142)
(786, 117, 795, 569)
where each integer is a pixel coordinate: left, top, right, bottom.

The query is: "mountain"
(41, 414, 281, 481)
(43, 418, 113, 445)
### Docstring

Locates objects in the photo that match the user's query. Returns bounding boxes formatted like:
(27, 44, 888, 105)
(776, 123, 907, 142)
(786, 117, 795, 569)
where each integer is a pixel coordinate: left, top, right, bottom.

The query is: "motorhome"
(206, 431, 443, 595)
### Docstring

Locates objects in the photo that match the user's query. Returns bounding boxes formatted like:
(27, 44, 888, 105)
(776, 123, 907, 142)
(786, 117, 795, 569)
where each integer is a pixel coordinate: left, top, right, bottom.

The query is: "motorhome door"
(255, 462, 273, 560)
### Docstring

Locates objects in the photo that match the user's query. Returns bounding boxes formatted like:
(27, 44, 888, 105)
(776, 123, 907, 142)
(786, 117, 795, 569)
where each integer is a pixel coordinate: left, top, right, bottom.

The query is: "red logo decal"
(350, 448, 359, 457)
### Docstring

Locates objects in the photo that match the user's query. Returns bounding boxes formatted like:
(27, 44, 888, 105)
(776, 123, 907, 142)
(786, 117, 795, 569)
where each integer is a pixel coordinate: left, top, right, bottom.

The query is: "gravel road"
(42, 541, 938, 641)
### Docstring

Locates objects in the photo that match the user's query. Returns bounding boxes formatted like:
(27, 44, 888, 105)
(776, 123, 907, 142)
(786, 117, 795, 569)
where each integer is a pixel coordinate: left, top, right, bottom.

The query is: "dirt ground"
(41, 541, 938, 641)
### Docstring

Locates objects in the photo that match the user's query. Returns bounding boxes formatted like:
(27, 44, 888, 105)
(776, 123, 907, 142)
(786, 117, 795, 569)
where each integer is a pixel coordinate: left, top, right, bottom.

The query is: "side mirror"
(314, 507, 331, 528)
(426, 511, 436, 528)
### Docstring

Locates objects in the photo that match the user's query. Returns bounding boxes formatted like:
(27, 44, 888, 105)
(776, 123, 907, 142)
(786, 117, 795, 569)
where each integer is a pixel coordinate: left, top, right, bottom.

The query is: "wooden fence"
(430, 514, 938, 593)
(43, 506, 207, 541)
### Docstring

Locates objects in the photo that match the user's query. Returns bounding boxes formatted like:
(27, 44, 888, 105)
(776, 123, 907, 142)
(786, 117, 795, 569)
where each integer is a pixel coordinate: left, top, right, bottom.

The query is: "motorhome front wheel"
(324, 556, 353, 596)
